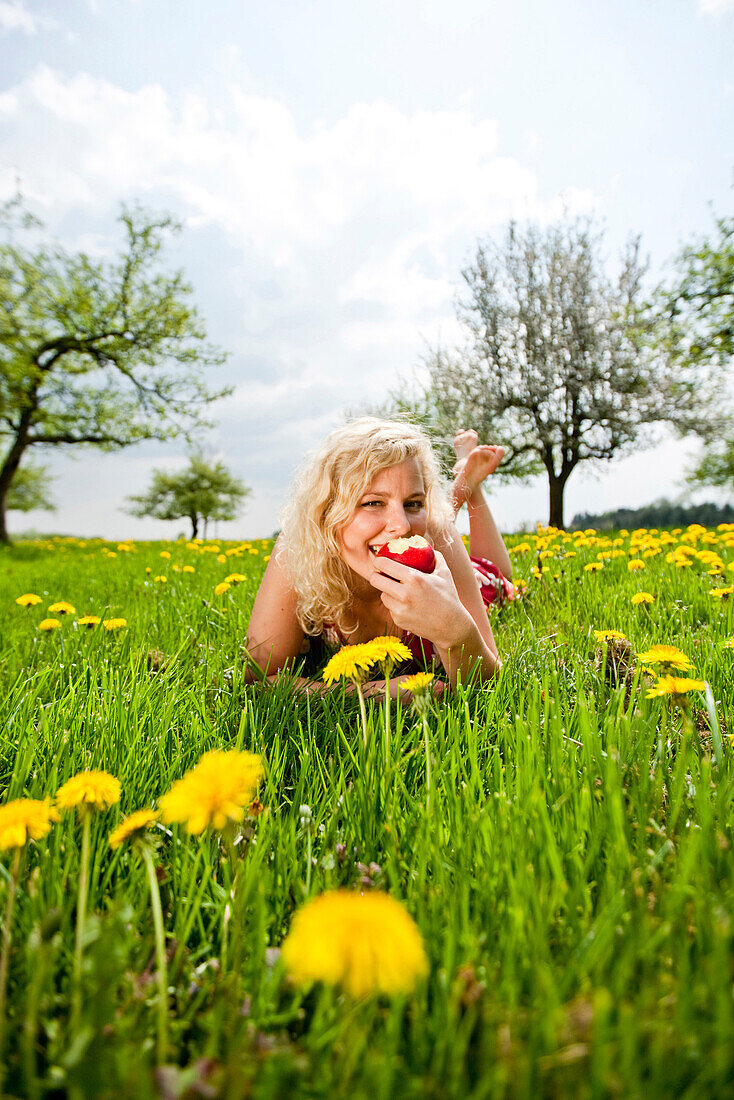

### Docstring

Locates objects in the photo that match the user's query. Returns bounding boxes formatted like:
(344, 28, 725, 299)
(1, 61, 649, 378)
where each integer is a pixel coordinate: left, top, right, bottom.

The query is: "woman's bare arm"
(244, 540, 305, 680)
(436, 526, 499, 658)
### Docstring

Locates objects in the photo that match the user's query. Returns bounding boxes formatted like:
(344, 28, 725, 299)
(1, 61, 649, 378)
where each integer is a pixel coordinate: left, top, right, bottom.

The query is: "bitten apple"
(376, 535, 436, 574)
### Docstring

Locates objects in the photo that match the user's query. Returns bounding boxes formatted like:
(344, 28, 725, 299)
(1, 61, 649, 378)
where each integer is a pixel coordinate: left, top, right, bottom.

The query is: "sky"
(1, 0, 733, 539)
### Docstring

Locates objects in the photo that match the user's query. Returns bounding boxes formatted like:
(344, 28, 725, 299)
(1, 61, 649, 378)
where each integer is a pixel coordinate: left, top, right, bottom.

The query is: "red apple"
(376, 535, 435, 574)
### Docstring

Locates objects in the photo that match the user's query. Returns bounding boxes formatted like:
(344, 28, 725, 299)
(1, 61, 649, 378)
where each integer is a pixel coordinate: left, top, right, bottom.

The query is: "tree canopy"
(6, 461, 55, 513)
(125, 454, 250, 538)
(656, 208, 734, 488)
(389, 216, 669, 528)
(0, 196, 230, 541)
(658, 212, 734, 379)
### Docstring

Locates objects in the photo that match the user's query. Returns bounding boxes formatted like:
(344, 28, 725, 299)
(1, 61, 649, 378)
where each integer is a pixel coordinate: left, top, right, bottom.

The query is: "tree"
(687, 440, 734, 495)
(397, 217, 668, 528)
(656, 209, 734, 487)
(125, 454, 250, 538)
(0, 196, 230, 543)
(6, 461, 55, 513)
(658, 212, 734, 386)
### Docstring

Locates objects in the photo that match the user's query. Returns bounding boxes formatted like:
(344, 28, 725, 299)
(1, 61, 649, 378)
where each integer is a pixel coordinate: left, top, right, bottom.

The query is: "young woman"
(245, 418, 512, 696)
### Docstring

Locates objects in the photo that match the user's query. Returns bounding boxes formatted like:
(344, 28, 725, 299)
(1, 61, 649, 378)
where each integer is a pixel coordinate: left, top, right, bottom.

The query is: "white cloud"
(0, 0, 59, 34)
(698, 0, 734, 13)
(0, 1, 36, 33)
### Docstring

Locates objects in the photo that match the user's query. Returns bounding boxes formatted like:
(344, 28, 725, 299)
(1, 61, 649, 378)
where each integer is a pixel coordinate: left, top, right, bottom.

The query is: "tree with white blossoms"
(384, 216, 676, 528)
(0, 195, 230, 543)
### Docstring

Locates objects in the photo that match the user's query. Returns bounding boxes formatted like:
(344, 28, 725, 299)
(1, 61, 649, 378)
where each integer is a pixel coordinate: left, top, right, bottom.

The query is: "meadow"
(1, 526, 733, 1099)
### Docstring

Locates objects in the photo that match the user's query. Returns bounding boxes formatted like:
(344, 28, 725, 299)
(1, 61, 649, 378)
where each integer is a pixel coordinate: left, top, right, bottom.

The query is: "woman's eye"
(361, 500, 381, 508)
(406, 501, 424, 510)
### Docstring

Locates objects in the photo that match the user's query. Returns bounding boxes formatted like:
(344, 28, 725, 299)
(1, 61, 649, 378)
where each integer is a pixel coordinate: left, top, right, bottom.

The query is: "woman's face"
(337, 458, 428, 586)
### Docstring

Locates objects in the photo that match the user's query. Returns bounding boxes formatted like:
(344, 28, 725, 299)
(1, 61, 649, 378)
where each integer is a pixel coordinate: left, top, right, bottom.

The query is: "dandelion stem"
(305, 830, 312, 896)
(0, 847, 22, 1092)
(225, 830, 245, 982)
(71, 812, 91, 1032)
(422, 713, 431, 813)
(384, 672, 391, 763)
(141, 845, 168, 1065)
(355, 682, 368, 748)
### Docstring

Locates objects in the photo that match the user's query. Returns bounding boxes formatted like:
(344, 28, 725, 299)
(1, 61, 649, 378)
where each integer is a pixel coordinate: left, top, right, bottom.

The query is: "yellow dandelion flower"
(281, 889, 428, 998)
(109, 809, 158, 849)
(38, 618, 62, 632)
(48, 601, 75, 615)
(584, 562, 603, 572)
(224, 573, 247, 584)
(56, 770, 121, 814)
(214, 581, 231, 595)
(154, 575, 167, 584)
(145, 567, 152, 574)
(103, 618, 127, 631)
(217, 554, 227, 564)
(159, 750, 263, 834)
(637, 645, 692, 672)
(322, 644, 378, 685)
(646, 675, 706, 700)
(77, 615, 101, 627)
(594, 630, 626, 643)
(402, 672, 435, 694)
(0, 798, 59, 851)
(627, 560, 645, 572)
(15, 593, 42, 607)
(160, 550, 171, 559)
(183, 565, 195, 573)
(364, 636, 412, 673)
(631, 592, 655, 606)
(710, 587, 734, 599)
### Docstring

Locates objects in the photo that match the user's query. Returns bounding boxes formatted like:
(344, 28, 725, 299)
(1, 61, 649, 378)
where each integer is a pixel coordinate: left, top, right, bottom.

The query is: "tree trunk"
(547, 474, 566, 529)
(190, 513, 199, 539)
(0, 485, 9, 544)
(0, 417, 35, 544)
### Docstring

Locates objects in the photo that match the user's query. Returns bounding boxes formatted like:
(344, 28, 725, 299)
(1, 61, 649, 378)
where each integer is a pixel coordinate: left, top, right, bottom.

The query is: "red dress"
(322, 556, 513, 668)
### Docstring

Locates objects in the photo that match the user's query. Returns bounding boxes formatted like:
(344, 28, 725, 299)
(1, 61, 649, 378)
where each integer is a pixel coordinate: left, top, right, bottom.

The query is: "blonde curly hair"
(278, 417, 454, 636)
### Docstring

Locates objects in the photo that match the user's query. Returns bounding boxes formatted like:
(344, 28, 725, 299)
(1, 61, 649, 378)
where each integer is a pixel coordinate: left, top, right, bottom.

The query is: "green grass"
(1, 529, 733, 1098)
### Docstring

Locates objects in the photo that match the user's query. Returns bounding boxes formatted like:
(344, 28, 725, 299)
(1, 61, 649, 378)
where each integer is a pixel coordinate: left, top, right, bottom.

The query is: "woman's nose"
(384, 505, 412, 537)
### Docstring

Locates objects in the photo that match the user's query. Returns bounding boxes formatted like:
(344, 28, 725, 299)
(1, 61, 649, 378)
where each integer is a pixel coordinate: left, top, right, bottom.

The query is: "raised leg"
(451, 429, 513, 579)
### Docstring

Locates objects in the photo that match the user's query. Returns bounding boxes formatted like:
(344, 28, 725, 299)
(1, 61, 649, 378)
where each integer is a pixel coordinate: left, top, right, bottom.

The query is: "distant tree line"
(570, 497, 734, 531)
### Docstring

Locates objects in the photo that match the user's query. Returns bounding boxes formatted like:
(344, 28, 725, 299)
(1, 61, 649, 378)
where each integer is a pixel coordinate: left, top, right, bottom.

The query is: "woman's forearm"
(434, 617, 501, 687)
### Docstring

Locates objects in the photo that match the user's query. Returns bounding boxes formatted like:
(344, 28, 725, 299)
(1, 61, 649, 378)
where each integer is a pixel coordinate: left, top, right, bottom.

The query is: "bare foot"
(452, 439, 505, 509)
(452, 428, 479, 466)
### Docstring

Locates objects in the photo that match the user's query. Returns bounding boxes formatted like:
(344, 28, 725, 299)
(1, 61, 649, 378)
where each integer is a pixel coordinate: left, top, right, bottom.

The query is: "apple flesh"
(376, 535, 436, 574)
